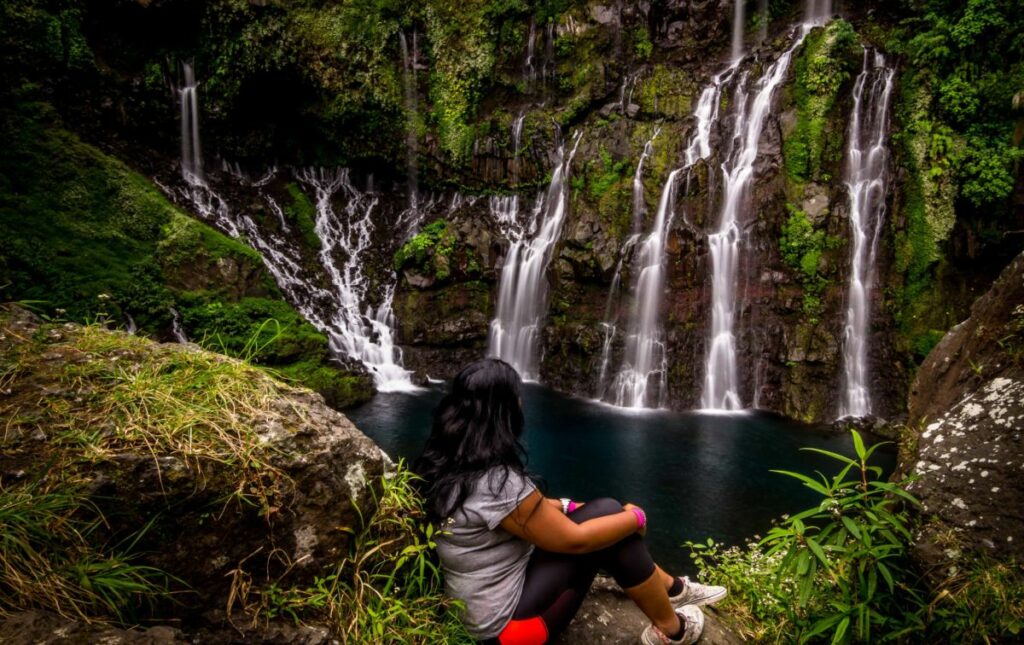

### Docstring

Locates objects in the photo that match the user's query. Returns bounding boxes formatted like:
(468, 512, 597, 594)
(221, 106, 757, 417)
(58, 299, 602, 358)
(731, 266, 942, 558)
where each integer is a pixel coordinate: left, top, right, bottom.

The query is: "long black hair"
(414, 358, 530, 523)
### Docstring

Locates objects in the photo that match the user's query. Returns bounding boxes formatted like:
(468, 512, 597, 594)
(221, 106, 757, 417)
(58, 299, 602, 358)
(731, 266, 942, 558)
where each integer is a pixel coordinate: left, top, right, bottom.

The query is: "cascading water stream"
(599, 67, 731, 409)
(296, 168, 414, 390)
(171, 63, 415, 390)
(398, 31, 420, 212)
(607, 169, 682, 408)
(758, 0, 769, 44)
(594, 129, 658, 398)
(595, 234, 639, 396)
(839, 50, 894, 419)
(488, 132, 582, 380)
(805, 0, 833, 24)
(169, 308, 189, 343)
(632, 130, 659, 232)
(700, 28, 810, 411)
(180, 62, 202, 183)
(732, 0, 746, 62)
(511, 113, 526, 184)
(524, 19, 537, 86)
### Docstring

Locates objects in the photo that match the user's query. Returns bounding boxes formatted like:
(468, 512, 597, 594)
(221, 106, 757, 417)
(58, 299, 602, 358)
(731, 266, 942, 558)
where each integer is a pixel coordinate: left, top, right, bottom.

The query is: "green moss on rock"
(635, 65, 695, 119)
(783, 20, 860, 192)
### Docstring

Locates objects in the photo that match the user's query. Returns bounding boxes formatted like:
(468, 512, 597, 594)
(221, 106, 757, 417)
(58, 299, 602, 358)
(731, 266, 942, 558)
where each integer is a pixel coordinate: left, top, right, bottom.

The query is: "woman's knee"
(574, 497, 623, 519)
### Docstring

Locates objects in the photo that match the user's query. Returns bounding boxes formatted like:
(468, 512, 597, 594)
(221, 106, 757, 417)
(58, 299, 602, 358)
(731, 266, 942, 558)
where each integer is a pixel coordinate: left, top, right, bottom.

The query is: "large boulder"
(0, 306, 389, 621)
(905, 251, 1024, 572)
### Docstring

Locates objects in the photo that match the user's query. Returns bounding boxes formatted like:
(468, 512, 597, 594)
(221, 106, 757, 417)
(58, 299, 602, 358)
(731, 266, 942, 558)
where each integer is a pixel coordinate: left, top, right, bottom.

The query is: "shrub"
(690, 431, 924, 642)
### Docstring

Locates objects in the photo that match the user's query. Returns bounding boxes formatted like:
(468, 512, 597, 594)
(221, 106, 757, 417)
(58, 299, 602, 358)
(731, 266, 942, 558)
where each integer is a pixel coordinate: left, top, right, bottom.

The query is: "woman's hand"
(623, 503, 647, 536)
(502, 491, 641, 554)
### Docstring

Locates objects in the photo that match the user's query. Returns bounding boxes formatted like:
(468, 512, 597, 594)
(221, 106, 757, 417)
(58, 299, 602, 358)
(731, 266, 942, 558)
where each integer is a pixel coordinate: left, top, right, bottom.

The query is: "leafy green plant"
(778, 205, 836, 320)
(762, 431, 923, 642)
(689, 430, 928, 643)
(393, 219, 457, 280)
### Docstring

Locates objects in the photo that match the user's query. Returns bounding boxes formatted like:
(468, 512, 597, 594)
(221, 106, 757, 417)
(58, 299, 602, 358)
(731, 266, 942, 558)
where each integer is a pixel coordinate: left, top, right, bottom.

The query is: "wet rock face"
(905, 251, 1024, 566)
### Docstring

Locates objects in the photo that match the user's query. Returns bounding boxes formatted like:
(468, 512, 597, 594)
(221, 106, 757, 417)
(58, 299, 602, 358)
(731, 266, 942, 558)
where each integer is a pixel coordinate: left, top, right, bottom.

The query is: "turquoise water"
(346, 383, 895, 574)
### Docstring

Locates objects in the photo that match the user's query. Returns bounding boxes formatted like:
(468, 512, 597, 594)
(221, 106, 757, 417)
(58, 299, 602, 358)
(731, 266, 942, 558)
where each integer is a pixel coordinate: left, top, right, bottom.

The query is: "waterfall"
(169, 63, 414, 390)
(598, 68, 731, 409)
(296, 168, 414, 390)
(805, 0, 832, 24)
(524, 19, 537, 86)
(594, 129, 658, 398)
(839, 50, 894, 419)
(618, 73, 638, 114)
(700, 28, 810, 411)
(169, 308, 188, 343)
(398, 31, 420, 212)
(632, 131, 659, 237)
(732, 0, 746, 62)
(179, 62, 202, 183)
(488, 132, 582, 380)
(758, 0, 769, 44)
(595, 234, 639, 397)
(607, 170, 681, 408)
(511, 113, 526, 184)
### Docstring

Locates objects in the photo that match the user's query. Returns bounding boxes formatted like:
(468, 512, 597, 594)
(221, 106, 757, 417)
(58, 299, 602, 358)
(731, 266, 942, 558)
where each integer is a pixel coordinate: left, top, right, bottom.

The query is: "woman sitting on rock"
(415, 358, 726, 645)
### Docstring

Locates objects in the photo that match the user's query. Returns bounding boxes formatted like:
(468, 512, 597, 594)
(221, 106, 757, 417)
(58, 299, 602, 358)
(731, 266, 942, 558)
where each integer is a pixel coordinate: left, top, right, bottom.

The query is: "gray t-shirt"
(435, 467, 536, 639)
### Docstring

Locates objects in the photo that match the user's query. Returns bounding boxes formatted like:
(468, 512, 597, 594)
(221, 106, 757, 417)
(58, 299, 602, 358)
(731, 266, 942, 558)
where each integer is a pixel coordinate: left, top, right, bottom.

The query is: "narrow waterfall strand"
(608, 169, 682, 408)
(601, 68, 729, 409)
(398, 31, 419, 212)
(298, 168, 415, 391)
(171, 63, 415, 390)
(732, 0, 745, 62)
(839, 50, 895, 418)
(700, 28, 810, 411)
(488, 132, 583, 380)
(805, 0, 832, 24)
(596, 128, 658, 400)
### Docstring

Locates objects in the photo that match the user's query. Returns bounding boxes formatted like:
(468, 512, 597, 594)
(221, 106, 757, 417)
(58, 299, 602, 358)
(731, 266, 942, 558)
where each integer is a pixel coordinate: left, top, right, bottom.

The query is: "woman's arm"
(501, 490, 641, 554)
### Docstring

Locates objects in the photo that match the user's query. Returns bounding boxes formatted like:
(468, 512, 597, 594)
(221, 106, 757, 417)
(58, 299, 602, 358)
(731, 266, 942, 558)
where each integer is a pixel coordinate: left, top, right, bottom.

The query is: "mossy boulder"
(0, 306, 388, 617)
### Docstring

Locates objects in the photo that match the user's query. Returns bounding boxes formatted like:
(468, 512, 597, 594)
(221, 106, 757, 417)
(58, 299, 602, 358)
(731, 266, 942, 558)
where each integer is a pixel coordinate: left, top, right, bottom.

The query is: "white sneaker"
(639, 606, 704, 644)
(668, 576, 727, 607)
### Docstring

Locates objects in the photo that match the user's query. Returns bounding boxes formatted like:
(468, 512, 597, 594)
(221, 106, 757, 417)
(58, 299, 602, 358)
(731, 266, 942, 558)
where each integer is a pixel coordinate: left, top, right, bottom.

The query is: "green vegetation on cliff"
(784, 19, 859, 191)
(394, 219, 458, 281)
(0, 102, 369, 407)
(885, 0, 1024, 359)
(779, 205, 840, 322)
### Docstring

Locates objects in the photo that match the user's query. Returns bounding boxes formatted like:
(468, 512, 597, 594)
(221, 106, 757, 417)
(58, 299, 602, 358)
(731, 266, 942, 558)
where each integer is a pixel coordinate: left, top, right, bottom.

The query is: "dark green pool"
(346, 383, 895, 574)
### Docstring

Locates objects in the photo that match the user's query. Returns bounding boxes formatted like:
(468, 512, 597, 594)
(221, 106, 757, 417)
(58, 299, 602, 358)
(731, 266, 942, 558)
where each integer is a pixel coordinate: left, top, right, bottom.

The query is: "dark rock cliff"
(7, 0, 1015, 424)
(904, 251, 1024, 575)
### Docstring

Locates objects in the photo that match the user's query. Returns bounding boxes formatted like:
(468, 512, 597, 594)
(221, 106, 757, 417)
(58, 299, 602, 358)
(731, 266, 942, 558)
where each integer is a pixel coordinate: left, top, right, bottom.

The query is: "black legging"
(495, 497, 657, 643)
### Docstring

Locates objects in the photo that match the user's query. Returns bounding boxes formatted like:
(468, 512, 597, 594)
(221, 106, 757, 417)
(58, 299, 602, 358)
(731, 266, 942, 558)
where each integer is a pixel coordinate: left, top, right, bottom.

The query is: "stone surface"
(0, 610, 337, 645)
(905, 251, 1024, 572)
(0, 611, 188, 645)
(557, 577, 744, 644)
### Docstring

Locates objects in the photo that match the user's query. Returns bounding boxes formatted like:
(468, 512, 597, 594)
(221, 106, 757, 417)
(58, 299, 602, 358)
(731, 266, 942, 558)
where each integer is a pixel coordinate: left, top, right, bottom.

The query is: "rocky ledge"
(0, 305, 388, 628)
(905, 250, 1024, 576)
(557, 577, 743, 644)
